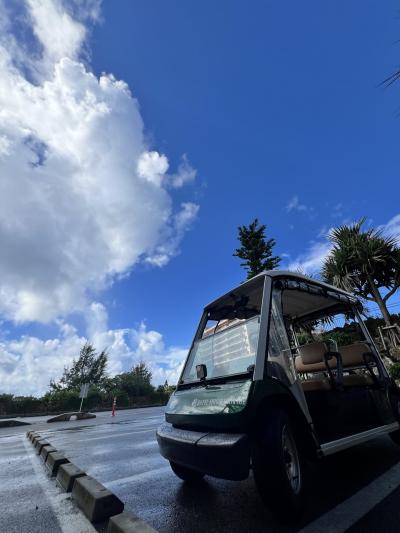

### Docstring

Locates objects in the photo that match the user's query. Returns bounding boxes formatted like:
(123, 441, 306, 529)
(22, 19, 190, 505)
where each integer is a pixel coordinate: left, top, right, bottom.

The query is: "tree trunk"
(366, 274, 392, 327)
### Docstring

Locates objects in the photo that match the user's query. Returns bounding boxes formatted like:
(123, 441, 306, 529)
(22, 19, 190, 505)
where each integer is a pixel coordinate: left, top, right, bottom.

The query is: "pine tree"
(233, 218, 280, 279)
(50, 342, 108, 391)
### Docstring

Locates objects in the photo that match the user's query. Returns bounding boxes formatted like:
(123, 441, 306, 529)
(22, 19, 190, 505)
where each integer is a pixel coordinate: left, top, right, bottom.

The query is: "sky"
(1, 0, 400, 396)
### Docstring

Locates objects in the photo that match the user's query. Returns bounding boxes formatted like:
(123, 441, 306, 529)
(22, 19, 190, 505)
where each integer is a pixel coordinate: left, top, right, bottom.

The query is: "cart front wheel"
(253, 409, 305, 521)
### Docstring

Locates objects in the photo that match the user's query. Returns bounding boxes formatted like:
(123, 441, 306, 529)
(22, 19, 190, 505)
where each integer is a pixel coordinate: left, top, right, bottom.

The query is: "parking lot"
(2, 406, 400, 532)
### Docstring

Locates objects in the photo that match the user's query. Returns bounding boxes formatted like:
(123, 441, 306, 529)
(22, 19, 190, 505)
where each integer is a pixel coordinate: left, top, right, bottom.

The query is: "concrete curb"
(35, 439, 50, 454)
(47, 412, 96, 423)
(41, 445, 57, 462)
(46, 451, 69, 476)
(0, 419, 30, 428)
(28, 431, 39, 442)
(31, 434, 42, 445)
(72, 475, 124, 523)
(26, 432, 158, 531)
(56, 462, 86, 492)
(33, 439, 48, 455)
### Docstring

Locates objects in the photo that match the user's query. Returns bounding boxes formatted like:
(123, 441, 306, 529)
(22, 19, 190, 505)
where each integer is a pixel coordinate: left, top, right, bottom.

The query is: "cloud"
(287, 212, 400, 277)
(286, 195, 310, 213)
(0, 1, 198, 323)
(287, 241, 332, 275)
(0, 303, 188, 396)
(137, 151, 169, 187)
(169, 154, 197, 188)
(145, 202, 200, 267)
(27, 0, 87, 67)
(379, 213, 400, 243)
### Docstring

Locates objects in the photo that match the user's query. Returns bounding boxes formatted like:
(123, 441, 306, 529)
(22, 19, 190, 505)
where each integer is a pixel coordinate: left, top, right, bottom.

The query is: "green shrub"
(86, 388, 103, 409)
(0, 394, 14, 415)
(322, 330, 354, 348)
(11, 396, 44, 414)
(114, 391, 130, 407)
(43, 390, 80, 412)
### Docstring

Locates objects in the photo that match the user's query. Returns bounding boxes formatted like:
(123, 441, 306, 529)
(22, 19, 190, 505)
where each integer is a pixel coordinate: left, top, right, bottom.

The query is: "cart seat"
(340, 343, 375, 387)
(295, 342, 333, 392)
(339, 343, 371, 367)
(301, 378, 331, 392)
(342, 373, 374, 387)
(295, 341, 337, 373)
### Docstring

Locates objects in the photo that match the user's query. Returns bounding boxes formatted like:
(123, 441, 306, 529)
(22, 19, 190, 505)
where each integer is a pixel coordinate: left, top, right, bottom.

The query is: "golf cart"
(156, 271, 400, 518)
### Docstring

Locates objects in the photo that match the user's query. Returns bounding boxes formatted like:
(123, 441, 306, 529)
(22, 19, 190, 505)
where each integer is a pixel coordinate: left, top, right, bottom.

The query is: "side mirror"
(196, 364, 207, 381)
(247, 364, 255, 375)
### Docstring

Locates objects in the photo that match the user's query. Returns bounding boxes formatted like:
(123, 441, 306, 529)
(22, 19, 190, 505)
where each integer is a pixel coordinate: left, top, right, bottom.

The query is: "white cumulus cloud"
(0, 0, 198, 323)
(380, 213, 400, 243)
(0, 304, 187, 396)
(287, 241, 332, 275)
(287, 212, 400, 276)
(286, 195, 307, 213)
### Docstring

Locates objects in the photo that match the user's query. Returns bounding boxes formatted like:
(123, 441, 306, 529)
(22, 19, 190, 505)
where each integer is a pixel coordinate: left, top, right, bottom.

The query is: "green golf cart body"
(157, 271, 400, 518)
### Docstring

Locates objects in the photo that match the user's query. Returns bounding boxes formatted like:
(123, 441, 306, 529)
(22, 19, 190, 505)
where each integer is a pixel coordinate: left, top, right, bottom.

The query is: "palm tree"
(321, 218, 400, 327)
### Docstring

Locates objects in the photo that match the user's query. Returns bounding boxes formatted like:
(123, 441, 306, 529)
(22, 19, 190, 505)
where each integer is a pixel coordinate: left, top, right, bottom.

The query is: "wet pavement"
(2, 406, 400, 532)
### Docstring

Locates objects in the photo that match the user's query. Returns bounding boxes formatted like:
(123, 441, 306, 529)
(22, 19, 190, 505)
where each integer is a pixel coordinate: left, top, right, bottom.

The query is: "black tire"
(389, 386, 400, 445)
(390, 428, 400, 446)
(253, 409, 305, 521)
(169, 461, 205, 482)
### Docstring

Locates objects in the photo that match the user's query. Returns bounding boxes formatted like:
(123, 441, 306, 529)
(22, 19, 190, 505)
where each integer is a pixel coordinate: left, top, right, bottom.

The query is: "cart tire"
(389, 428, 400, 446)
(253, 409, 305, 521)
(169, 461, 205, 482)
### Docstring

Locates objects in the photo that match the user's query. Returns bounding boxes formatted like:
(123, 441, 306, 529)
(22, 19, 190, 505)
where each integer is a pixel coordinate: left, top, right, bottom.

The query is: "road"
(2, 406, 400, 532)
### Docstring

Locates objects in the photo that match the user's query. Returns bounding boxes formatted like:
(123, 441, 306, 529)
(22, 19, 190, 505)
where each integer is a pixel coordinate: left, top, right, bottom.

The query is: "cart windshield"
(181, 276, 264, 383)
(182, 316, 260, 382)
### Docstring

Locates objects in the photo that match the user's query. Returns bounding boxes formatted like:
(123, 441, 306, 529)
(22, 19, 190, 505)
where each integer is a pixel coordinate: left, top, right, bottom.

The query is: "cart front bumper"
(156, 423, 250, 481)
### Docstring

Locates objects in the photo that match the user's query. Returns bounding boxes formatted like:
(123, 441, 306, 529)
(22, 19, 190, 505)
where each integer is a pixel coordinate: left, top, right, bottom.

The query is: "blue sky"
(0, 0, 400, 394)
(93, 0, 400, 336)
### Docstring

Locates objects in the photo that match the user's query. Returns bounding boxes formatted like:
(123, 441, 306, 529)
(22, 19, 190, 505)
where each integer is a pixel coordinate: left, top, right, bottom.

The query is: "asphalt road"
(2, 406, 400, 532)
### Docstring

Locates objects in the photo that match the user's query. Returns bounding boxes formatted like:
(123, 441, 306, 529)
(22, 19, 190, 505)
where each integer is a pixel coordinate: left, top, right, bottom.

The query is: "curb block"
(31, 434, 42, 445)
(72, 475, 124, 523)
(41, 445, 57, 462)
(56, 462, 86, 492)
(25, 434, 157, 532)
(47, 412, 96, 423)
(0, 419, 29, 428)
(35, 439, 50, 454)
(107, 512, 157, 533)
(46, 451, 69, 476)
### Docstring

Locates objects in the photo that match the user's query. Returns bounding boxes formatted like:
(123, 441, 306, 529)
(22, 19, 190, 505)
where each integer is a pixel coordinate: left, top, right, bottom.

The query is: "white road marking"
(298, 461, 400, 533)
(22, 436, 96, 533)
(45, 427, 155, 445)
(105, 465, 170, 488)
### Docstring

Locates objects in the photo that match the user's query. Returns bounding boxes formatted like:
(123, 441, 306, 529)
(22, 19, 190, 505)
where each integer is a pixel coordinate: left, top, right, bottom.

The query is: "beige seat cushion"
(295, 341, 332, 374)
(340, 343, 371, 368)
(296, 342, 334, 391)
(295, 355, 338, 374)
(298, 341, 328, 364)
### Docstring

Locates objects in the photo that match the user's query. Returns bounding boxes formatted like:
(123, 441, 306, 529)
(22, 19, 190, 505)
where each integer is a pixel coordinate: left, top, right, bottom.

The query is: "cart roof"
(205, 270, 358, 311)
